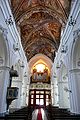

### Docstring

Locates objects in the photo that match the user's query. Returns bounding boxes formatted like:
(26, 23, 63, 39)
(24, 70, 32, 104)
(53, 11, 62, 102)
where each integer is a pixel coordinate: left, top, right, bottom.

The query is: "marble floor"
(32, 108, 48, 120)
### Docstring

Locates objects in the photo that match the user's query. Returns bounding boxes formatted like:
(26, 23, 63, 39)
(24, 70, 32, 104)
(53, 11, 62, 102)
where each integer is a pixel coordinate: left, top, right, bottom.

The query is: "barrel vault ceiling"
(10, 0, 71, 62)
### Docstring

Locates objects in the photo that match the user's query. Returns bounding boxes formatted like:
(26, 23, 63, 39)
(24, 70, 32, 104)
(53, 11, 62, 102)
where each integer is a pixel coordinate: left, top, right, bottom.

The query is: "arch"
(28, 53, 53, 74)
(68, 30, 80, 113)
(16, 5, 67, 24)
(69, 29, 80, 69)
(71, 38, 80, 69)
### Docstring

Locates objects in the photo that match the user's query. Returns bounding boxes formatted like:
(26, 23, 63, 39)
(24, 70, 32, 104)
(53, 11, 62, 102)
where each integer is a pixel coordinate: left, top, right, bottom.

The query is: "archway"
(69, 35, 80, 114)
(29, 54, 53, 72)
(0, 30, 9, 114)
(28, 54, 53, 108)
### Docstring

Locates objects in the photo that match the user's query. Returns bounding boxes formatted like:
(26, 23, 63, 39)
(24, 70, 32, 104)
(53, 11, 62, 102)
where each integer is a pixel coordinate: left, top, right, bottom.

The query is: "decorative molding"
(56, 63, 60, 69)
(56, 60, 63, 69)
(64, 87, 72, 93)
(58, 81, 68, 84)
(30, 83, 51, 89)
(24, 72, 27, 77)
(0, 66, 10, 70)
(0, 25, 8, 38)
(53, 73, 57, 78)
(77, 58, 80, 67)
(12, 77, 20, 82)
(69, 68, 80, 73)
(5, 15, 13, 26)
(73, 28, 80, 41)
(61, 45, 68, 53)
(0, 57, 4, 65)
(68, 16, 76, 26)
(13, 42, 20, 51)
(20, 61, 24, 68)
(18, 59, 24, 68)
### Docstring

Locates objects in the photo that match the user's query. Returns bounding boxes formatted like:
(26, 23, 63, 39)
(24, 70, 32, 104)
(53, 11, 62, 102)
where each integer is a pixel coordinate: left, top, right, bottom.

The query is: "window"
(46, 99, 49, 106)
(29, 90, 51, 107)
(36, 95, 39, 98)
(31, 99, 33, 104)
(46, 95, 48, 98)
(40, 99, 44, 105)
(40, 95, 44, 98)
(36, 99, 39, 105)
(36, 91, 39, 94)
(31, 95, 34, 98)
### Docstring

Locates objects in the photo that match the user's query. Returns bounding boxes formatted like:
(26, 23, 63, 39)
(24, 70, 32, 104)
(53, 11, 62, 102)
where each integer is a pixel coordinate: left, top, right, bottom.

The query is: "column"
(0, 66, 10, 114)
(21, 86, 27, 107)
(20, 72, 27, 107)
(26, 84, 29, 106)
(58, 81, 70, 108)
(69, 69, 80, 114)
(51, 83, 54, 105)
(53, 81, 58, 106)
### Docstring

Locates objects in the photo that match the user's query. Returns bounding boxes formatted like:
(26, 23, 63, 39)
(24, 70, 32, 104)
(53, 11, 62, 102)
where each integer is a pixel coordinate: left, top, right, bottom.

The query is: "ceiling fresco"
(10, 0, 71, 62)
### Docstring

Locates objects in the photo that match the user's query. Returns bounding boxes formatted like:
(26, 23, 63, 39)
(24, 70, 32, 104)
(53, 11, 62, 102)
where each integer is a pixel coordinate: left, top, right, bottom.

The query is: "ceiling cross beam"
(13, 0, 25, 15)
(15, 5, 67, 24)
(44, 24, 59, 49)
(24, 35, 57, 51)
(56, 0, 68, 19)
(24, 19, 56, 49)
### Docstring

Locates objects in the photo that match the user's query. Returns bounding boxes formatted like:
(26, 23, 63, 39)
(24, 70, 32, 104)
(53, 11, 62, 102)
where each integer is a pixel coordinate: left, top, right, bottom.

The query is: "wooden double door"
(29, 89, 51, 108)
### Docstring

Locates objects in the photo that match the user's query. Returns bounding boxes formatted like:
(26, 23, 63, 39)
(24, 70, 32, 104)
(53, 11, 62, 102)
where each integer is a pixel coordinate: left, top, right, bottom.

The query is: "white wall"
(0, 0, 29, 114)
(53, 0, 80, 113)
(0, 31, 10, 114)
(51, 65, 59, 106)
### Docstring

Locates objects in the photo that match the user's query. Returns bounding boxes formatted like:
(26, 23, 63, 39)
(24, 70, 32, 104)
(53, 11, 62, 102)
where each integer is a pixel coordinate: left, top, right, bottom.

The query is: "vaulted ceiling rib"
(11, 0, 71, 62)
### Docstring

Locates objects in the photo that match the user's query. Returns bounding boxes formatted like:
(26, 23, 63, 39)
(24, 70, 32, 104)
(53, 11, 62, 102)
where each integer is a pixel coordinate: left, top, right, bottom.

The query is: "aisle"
(37, 109, 42, 120)
(32, 108, 48, 120)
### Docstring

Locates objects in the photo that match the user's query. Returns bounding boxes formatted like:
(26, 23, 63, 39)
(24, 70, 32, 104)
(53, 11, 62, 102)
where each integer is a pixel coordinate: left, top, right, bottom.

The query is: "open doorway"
(29, 89, 51, 108)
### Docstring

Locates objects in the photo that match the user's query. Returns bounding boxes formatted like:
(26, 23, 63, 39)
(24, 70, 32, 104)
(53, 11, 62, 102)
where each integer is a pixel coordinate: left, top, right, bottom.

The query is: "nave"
(0, 0, 80, 119)
(32, 108, 47, 120)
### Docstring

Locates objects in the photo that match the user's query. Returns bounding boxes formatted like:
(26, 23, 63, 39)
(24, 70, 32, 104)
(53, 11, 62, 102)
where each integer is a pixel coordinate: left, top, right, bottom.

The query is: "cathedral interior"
(0, 0, 80, 119)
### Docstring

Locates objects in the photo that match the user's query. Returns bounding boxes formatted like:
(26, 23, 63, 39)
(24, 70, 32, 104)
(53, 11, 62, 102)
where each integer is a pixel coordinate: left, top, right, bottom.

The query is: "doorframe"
(29, 89, 51, 108)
